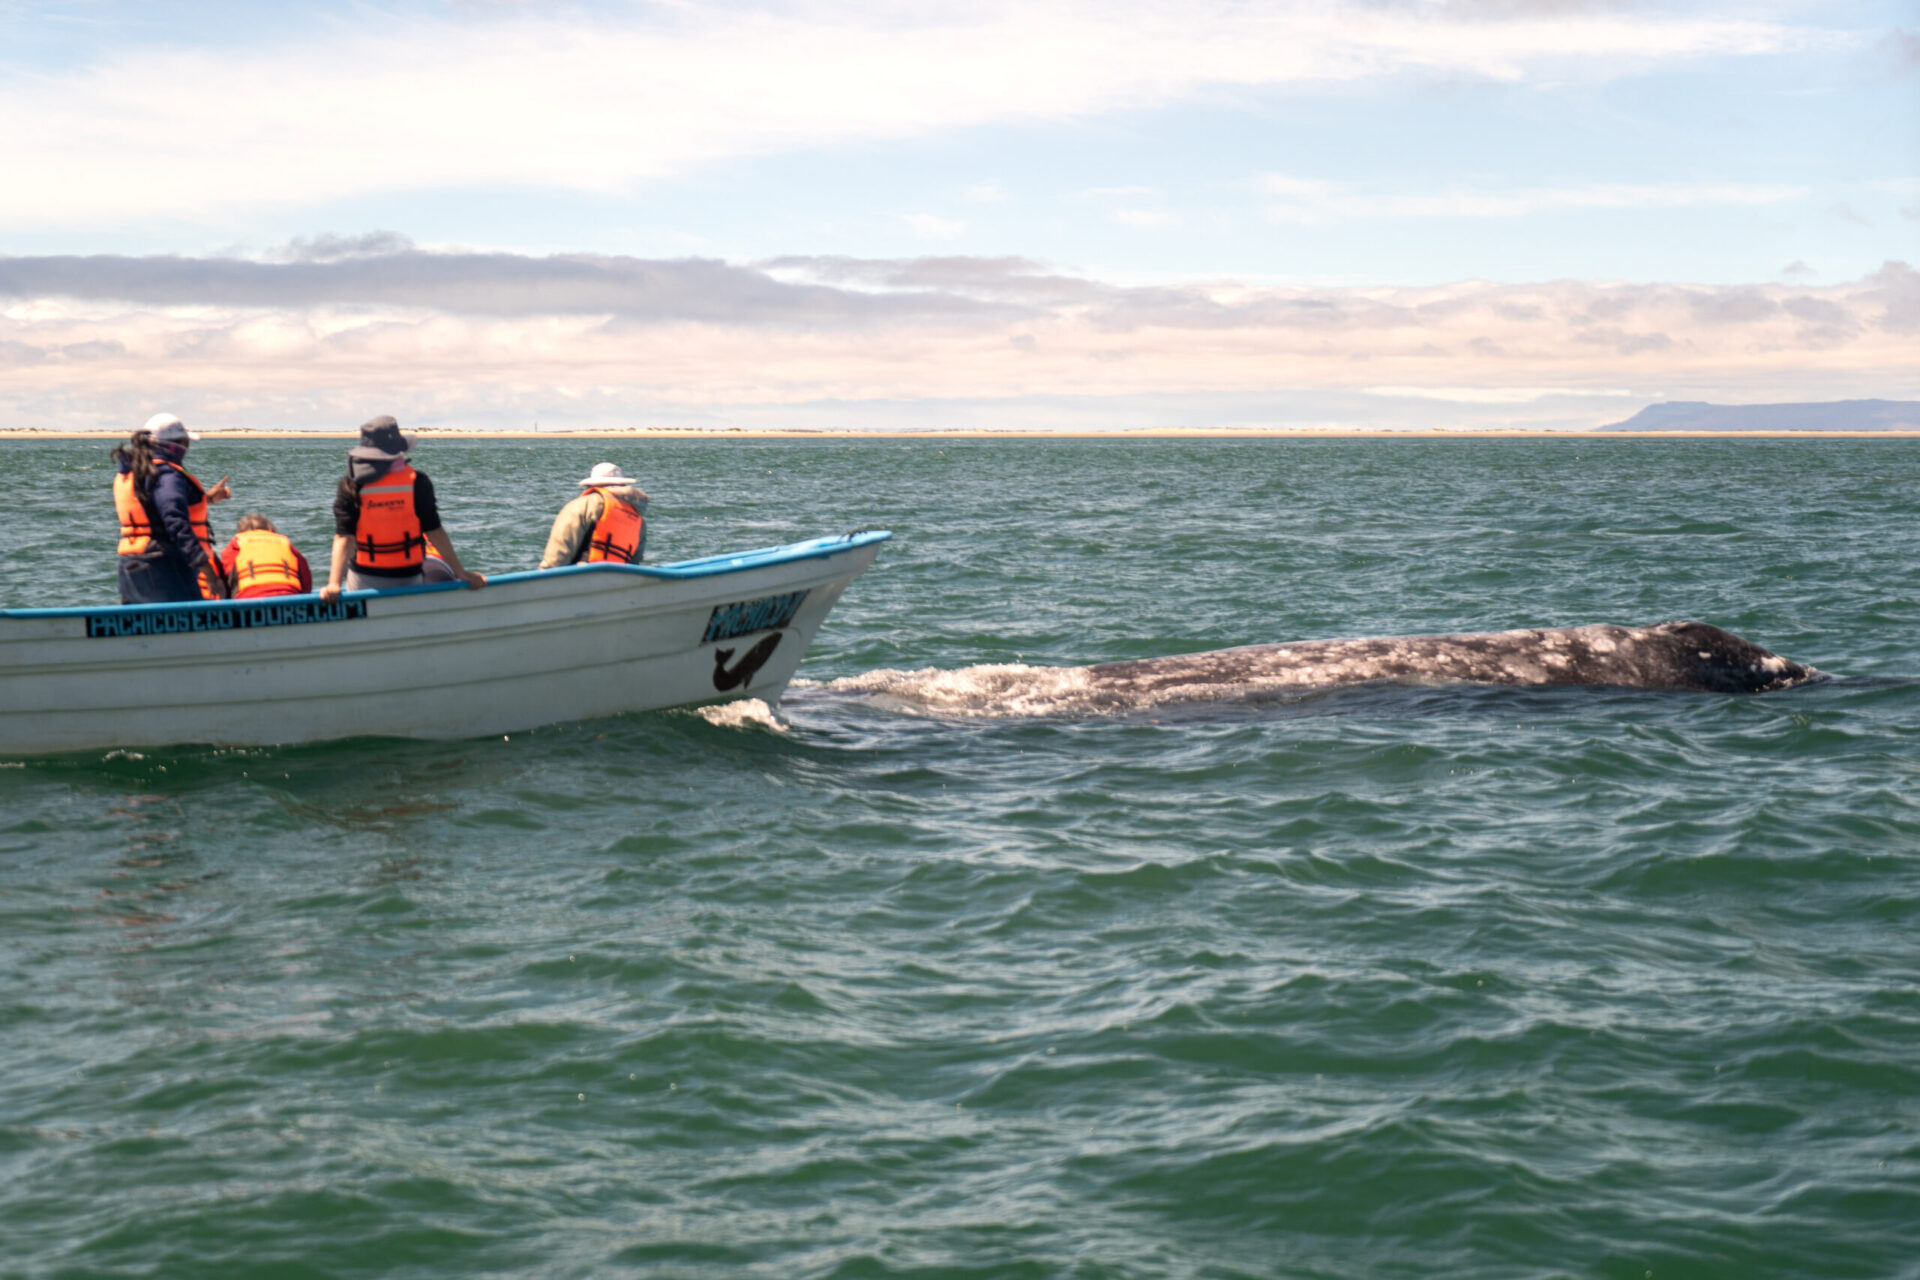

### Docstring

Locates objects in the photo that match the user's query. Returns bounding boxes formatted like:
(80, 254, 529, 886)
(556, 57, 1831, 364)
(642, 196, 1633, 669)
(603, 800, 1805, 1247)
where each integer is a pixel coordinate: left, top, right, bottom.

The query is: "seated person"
(320, 416, 485, 601)
(539, 463, 649, 569)
(219, 513, 313, 598)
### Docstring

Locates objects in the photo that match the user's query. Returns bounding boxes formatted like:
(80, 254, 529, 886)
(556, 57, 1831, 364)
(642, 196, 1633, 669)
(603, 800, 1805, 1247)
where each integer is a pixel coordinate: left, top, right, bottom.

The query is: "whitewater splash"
(693, 698, 790, 730)
(785, 622, 1815, 721)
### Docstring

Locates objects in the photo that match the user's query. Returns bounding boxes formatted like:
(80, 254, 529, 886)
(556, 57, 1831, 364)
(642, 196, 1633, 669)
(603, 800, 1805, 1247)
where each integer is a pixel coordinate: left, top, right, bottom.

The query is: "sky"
(0, 0, 1914, 431)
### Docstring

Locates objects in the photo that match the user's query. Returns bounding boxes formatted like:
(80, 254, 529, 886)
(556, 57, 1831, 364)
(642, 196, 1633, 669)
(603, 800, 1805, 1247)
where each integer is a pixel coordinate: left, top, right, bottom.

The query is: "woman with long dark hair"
(112, 413, 231, 603)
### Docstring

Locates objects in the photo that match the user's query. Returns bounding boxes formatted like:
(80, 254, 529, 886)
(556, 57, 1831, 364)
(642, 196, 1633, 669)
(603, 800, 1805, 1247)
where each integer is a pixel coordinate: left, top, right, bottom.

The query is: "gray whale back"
(1088, 622, 1814, 695)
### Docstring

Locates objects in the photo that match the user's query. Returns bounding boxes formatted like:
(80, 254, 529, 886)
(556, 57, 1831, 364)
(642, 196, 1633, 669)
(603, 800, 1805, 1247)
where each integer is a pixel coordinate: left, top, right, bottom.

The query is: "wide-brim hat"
(352, 414, 417, 459)
(579, 462, 637, 487)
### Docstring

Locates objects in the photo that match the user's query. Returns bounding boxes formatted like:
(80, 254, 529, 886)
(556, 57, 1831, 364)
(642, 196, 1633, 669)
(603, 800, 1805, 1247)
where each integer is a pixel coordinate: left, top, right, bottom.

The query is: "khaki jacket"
(539, 486, 649, 569)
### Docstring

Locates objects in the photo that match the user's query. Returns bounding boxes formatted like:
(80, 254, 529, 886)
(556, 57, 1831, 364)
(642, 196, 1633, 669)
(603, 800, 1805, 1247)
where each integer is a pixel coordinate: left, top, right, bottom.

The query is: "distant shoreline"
(5, 428, 1920, 441)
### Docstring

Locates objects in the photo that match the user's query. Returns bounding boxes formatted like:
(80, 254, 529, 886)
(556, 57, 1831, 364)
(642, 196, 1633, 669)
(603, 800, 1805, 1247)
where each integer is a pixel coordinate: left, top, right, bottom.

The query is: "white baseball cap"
(142, 412, 201, 443)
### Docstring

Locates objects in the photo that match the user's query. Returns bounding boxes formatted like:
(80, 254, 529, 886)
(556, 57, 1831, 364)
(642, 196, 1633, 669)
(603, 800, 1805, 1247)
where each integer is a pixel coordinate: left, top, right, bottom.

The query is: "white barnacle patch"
(1589, 636, 1616, 653)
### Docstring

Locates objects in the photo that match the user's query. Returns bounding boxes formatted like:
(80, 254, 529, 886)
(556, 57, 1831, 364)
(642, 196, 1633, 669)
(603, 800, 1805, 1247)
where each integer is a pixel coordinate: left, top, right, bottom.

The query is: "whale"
(1087, 621, 1814, 697)
(793, 621, 1817, 722)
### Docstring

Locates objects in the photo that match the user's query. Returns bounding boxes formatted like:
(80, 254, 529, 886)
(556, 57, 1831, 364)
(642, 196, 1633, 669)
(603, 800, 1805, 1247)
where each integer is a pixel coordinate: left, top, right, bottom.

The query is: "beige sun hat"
(579, 462, 637, 487)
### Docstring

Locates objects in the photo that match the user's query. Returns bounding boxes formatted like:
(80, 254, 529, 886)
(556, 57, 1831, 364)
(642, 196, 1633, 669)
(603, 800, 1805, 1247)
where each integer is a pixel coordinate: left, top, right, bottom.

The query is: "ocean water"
(3, 437, 1918, 1279)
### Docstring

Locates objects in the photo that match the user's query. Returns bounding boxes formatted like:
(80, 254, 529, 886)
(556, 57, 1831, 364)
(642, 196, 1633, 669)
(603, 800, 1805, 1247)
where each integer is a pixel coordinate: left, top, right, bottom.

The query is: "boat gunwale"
(0, 530, 891, 620)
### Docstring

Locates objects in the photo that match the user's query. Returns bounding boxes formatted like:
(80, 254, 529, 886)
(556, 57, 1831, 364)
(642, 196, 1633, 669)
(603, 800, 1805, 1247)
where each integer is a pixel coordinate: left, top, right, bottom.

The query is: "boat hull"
(0, 532, 887, 753)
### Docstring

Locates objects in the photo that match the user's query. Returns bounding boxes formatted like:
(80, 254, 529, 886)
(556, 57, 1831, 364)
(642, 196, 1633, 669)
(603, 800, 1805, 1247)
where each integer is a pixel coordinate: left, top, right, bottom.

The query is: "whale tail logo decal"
(712, 632, 784, 691)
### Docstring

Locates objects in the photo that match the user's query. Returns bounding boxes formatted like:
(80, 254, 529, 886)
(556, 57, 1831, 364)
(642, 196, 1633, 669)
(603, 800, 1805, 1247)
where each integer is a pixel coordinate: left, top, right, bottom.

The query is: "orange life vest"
(353, 462, 425, 572)
(115, 461, 219, 598)
(113, 471, 155, 556)
(229, 529, 304, 598)
(584, 492, 644, 564)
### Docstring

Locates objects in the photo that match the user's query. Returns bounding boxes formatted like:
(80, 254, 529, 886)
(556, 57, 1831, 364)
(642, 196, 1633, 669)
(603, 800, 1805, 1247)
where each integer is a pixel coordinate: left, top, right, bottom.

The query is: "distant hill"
(1599, 400, 1920, 432)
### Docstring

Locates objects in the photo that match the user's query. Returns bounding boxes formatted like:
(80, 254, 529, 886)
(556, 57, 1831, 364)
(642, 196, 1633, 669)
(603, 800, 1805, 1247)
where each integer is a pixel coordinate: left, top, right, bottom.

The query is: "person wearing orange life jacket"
(111, 413, 232, 604)
(320, 416, 485, 602)
(218, 513, 313, 599)
(538, 463, 649, 570)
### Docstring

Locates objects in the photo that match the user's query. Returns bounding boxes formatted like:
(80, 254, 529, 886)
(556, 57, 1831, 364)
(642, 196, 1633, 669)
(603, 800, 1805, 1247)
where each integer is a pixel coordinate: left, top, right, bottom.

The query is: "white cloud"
(901, 213, 968, 240)
(963, 182, 1009, 203)
(2, 250, 1912, 429)
(1112, 208, 1180, 229)
(0, 1, 1824, 230)
(1364, 386, 1637, 403)
(1264, 173, 1807, 222)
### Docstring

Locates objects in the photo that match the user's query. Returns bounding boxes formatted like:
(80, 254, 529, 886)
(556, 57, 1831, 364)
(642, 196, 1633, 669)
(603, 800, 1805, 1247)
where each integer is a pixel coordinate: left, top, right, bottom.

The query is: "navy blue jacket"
(120, 460, 214, 577)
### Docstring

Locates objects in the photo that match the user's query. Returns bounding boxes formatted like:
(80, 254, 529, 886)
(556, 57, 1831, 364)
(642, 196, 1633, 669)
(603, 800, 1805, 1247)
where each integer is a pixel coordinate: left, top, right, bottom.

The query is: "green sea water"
(3, 438, 1917, 1279)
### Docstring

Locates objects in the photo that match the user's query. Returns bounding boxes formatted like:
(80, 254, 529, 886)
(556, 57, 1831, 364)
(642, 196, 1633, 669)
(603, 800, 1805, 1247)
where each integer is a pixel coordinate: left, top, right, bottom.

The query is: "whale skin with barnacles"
(1086, 622, 1815, 696)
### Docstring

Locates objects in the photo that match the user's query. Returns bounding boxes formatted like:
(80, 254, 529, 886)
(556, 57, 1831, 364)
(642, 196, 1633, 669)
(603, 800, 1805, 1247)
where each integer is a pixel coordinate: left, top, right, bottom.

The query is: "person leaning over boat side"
(111, 413, 232, 604)
(537, 462, 649, 569)
(319, 416, 486, 602)
(218, 513, 313, 599)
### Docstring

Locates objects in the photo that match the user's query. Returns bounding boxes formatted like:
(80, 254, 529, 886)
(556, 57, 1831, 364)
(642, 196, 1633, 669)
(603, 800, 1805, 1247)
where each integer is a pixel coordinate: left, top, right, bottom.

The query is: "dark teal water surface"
(3, 438, 1918, 1279)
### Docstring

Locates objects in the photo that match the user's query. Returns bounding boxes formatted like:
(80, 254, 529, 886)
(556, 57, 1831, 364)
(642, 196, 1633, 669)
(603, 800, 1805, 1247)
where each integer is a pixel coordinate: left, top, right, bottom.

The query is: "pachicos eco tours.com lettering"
(86, 599, 369, 638)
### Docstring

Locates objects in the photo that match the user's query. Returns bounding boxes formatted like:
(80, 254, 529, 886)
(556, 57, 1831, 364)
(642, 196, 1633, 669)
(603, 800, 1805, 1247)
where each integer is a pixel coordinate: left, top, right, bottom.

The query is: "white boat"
(0, 531, 889, 755)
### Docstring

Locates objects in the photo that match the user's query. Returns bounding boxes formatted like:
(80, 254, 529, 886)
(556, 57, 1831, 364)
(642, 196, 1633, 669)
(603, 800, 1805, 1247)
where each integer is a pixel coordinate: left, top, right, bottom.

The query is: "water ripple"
(3, 439, 1918, 1276)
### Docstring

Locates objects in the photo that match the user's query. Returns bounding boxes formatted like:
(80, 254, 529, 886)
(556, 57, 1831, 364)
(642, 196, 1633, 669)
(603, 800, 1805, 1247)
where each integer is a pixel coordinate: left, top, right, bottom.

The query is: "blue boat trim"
(1, 530, 892, 620)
